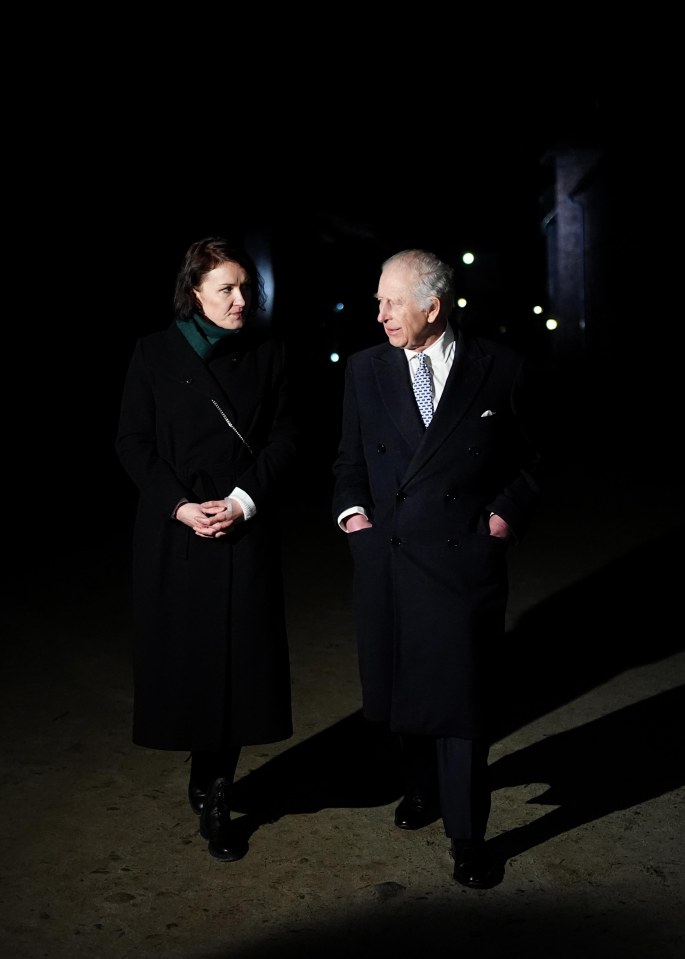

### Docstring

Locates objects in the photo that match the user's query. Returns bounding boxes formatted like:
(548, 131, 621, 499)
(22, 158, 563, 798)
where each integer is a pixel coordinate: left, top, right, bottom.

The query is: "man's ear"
(426, 297, 441, 324)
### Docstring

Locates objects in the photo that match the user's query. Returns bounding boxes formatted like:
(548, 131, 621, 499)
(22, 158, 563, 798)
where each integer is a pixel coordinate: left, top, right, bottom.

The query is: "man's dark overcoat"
(332, 324, 542, 741)
(116, 324, 297, 751)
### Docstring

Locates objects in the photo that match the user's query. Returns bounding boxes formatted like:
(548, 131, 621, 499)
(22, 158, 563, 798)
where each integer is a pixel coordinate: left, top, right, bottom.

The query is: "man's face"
(374, 262, 436, 351)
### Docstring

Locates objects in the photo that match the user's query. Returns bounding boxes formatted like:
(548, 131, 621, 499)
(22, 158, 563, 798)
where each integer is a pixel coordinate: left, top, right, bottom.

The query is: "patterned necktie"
(413, 351, 434, 427)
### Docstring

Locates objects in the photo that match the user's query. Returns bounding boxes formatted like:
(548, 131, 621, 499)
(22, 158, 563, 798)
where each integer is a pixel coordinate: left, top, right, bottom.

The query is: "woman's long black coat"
(115, 324, 297, 751)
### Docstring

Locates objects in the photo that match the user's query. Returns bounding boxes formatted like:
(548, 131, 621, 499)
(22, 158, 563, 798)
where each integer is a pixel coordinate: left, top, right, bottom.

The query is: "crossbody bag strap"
(211, 398, 255, 456)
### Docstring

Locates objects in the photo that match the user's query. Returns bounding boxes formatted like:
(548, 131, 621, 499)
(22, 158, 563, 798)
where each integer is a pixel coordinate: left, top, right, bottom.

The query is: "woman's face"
(193, 261, 253, 330)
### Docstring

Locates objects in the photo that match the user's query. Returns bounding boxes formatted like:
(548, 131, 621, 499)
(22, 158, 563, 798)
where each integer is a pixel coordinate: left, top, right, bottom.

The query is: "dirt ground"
(2, 453, 683, 959)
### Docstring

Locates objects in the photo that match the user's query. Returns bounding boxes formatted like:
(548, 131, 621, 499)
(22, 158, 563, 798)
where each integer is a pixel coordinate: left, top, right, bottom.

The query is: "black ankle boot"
(187, 754, 209, 815)
(188, 779, 206, 815)
(199, 777, 247, 862)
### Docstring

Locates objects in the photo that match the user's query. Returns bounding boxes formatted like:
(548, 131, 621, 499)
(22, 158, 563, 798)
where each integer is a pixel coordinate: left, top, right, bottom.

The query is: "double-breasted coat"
(115, 324, 297, 751)
(332, 324, 542, 740)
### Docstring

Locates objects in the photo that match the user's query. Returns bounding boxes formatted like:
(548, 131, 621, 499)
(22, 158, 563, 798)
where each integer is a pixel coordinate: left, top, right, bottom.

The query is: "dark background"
(8, 65, 677, 555)
(3, 40, 683, 955)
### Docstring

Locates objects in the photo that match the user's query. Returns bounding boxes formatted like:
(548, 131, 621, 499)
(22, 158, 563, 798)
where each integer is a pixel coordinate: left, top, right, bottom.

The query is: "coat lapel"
(373, 346, 426, 447)
(164, 325, 246, 421)
(402, 332, 494, 483)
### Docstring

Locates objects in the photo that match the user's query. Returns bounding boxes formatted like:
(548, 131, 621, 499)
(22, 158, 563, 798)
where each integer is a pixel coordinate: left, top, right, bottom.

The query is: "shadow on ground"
(226, 526, 685, 878)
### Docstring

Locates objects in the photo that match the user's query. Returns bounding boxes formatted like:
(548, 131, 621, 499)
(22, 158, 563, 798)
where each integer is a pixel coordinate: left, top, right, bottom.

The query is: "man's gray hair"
(382, 249, 455, 316)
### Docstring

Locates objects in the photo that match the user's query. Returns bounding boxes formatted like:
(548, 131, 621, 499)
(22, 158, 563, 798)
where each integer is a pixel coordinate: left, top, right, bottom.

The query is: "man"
(332, 249, 542, 888)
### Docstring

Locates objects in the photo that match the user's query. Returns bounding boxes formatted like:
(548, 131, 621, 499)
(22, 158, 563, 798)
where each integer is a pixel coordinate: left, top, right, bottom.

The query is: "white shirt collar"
(404, 322, 455, 364)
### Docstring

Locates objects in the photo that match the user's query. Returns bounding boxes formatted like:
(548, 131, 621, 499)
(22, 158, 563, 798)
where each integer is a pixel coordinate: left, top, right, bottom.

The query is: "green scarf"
(176, 313, 242, 359)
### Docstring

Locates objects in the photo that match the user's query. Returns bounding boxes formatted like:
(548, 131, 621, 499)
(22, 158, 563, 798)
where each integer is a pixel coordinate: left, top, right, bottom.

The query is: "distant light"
(457, 297, 467, 309)
(330, 352, 340, 363)
(462, 252, 475, 265)
(533, 305, 543, 315)
(545, 317, 558, 331)
(335, 302, 344, 312)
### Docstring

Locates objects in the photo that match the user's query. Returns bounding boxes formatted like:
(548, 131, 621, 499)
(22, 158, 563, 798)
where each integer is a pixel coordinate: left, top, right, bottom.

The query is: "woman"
(115, 236, 297, 861)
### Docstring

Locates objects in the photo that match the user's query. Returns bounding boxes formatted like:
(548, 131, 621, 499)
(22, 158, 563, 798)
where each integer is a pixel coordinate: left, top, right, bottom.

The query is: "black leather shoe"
(188, 779, 206, 815)
(450, 839, 501, 889)
(199, 777, 248, 862)
(394, 793, 440, 830)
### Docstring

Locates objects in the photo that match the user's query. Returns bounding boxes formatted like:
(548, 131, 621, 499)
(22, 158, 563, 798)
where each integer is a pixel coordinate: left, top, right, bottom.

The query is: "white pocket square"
(481, 409, 496, 417)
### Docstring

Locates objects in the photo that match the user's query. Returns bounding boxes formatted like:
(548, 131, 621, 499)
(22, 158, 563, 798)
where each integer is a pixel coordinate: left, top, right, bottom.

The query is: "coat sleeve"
(486, 354, 545, 541)
(228, 340, 299, 512)
(115, 338, 196, 518)
(331, 356, 374, 523)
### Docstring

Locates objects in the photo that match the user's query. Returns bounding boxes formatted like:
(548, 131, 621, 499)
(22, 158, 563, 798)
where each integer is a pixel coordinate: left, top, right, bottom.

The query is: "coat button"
(396, 491, 406, 500)
(444, 490, 459, 501)
(185, 377, 193, 384)
(377, 443, 386, 454)
(447, 537, 459, 547)
(390, 536, 402, 546)
(468, 446, 481, 456)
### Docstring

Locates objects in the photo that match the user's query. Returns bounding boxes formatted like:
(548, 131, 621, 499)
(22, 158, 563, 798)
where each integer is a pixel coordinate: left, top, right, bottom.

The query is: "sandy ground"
(2, 452, 683, 959)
